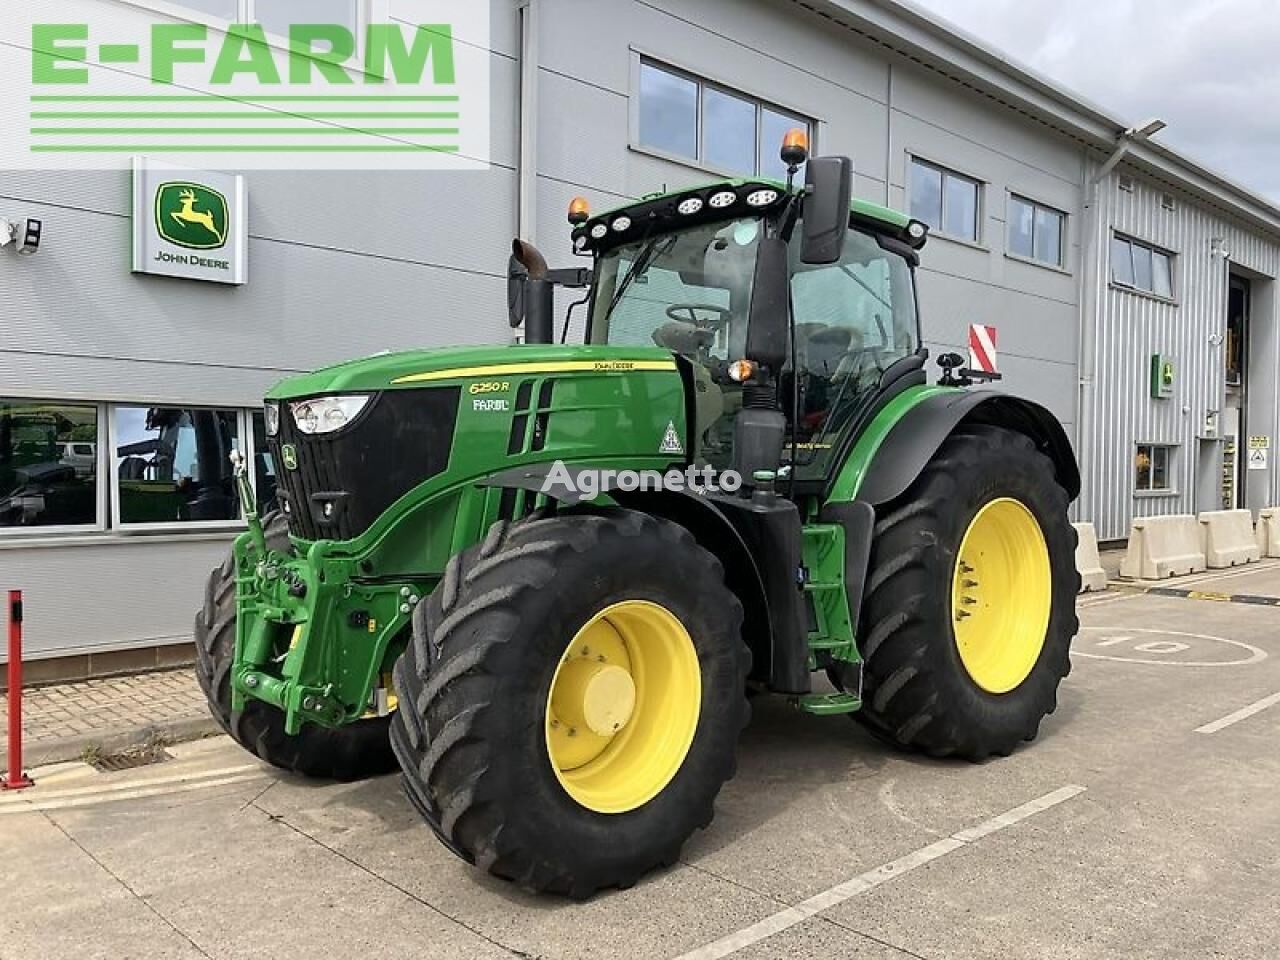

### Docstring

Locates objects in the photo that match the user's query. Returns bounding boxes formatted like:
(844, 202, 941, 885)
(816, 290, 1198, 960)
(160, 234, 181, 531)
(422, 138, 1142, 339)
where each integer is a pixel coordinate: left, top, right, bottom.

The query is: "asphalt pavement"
(3, 562, 1279, 960)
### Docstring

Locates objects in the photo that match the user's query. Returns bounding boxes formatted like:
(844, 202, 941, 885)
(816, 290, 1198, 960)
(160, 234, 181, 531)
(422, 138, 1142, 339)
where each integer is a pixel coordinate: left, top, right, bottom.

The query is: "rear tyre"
(853, 426, 1078, 760)
(390, 510, 750, 898)
(194, 512, 397, 781)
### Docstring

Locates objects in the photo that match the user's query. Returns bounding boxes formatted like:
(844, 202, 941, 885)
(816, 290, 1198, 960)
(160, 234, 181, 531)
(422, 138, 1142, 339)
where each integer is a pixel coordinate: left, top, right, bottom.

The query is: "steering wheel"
(665, 303, 733, 330)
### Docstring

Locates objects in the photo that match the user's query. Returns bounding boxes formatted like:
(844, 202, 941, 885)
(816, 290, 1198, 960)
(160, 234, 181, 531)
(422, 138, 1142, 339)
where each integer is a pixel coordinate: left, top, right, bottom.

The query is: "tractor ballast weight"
(196, 130, 1081, 898)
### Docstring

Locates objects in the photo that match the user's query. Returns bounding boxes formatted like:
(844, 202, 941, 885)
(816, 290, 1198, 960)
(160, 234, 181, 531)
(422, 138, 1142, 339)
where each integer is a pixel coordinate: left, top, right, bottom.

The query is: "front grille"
(271, 388, 460, 541)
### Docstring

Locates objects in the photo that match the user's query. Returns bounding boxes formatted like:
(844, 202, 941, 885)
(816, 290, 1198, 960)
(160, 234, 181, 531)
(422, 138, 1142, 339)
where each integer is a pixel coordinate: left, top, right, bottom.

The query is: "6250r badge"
(470, 380, 511, 412)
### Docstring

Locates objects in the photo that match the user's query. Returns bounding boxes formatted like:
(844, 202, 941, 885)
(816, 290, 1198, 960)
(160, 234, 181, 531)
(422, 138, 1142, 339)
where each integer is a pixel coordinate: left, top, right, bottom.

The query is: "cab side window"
(787, 228, 918, 471)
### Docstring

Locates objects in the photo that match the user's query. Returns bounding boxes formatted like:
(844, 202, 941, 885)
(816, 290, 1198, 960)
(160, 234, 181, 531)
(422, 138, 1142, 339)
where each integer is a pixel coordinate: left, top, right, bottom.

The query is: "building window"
(142, 1, 360, 36)
(1135, 444, 1174, 493)
(1112, 235, 1174, 299)
(1009, 195, 1065, 267)
(0, 400, 100, 530)
(162, 0, 238, 17)
(910, 158, 980, 242)
(636, 60, 812, 181)
(113, 406, 243, 526)
(256, 0, 359, 37)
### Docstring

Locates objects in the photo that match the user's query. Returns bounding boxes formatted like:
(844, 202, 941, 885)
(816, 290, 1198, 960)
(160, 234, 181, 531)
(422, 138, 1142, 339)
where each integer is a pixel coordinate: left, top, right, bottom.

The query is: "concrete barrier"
(1199, 510, 1261, 569)
(1258, 508, 1280, 559)
(1119, 515, 1206, 580)
(1072, 522, 1108, 593)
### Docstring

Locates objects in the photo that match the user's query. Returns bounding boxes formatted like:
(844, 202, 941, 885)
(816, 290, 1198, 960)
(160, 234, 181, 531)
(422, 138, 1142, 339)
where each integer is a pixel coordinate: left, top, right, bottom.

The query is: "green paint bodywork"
(789, 384, 958, 714)
(265, 343, 680, 399)
(228, 179, 950, 732)
(824, 386, 955, 505)
(233, 344, 688, 734)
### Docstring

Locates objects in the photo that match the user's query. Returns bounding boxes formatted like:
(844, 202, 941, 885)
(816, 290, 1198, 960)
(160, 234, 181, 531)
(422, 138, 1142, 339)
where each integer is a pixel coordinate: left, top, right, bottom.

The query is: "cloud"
(911, 0, 1280, 202)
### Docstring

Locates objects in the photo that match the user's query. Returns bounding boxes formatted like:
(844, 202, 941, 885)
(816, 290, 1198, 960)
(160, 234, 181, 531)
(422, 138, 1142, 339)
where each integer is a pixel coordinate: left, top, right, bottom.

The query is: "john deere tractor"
(196, 133, 1079, 897)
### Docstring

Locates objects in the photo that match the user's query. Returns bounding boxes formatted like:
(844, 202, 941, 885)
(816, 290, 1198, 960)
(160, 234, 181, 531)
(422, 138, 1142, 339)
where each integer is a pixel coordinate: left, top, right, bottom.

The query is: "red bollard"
(4, 590, 34, 791)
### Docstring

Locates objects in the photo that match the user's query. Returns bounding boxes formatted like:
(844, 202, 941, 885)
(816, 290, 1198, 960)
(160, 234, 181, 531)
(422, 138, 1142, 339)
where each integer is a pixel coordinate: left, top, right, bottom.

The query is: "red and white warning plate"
(968, 324, 998, 374)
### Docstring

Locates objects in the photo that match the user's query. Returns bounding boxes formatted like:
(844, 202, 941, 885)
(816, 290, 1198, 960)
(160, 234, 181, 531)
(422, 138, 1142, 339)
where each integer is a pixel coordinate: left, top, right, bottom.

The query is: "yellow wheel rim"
(545, 600, 701, 814)
(951, 498, 1052, 694)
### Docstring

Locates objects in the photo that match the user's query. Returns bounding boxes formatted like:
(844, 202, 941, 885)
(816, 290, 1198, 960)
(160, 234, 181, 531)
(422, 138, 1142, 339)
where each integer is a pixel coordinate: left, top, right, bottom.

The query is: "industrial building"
(2, 0, 1278, 673)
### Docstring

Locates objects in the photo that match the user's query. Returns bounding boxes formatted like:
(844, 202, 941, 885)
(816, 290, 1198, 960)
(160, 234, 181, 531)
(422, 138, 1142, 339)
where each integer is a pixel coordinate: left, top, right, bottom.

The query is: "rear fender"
(854, 391, 1080, 507)
(820, 391, 1078, 654)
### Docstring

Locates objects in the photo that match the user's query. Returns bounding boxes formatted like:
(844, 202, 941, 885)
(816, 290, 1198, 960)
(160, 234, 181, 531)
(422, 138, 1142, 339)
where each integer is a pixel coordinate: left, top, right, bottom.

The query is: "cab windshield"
(589, 215, 919, 477)
(589, 217, 763, 364)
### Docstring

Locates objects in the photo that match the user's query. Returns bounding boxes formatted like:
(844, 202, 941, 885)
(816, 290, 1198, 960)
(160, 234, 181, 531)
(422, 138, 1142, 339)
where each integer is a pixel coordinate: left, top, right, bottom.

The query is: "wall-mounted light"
(0, 218, 42, 256)
(1211, 238, 1231, 261)
(1128, 118, 1168, 140)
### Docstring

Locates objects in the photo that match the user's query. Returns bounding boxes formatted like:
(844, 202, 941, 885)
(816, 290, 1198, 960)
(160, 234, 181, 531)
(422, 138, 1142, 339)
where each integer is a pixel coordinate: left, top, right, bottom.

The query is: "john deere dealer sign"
(132, 158, 247, 285)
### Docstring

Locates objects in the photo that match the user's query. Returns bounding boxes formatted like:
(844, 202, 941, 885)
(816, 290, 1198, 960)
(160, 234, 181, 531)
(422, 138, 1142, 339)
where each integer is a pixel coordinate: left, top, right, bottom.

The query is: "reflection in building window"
(637, 59, 813, 180)
(148, 0, 358, 34)
(1112, 234, 1175, 298)
(255, 0, 359, 38)
(910, 158, 980, 242)
(164, 0, 237, 18)
(114, 407, 241, 524)
(0, 400, 99, 529)
(1135, 443, 1173, 493)
(251, 410, 279, 513)
(1009, 195, 1066, 267)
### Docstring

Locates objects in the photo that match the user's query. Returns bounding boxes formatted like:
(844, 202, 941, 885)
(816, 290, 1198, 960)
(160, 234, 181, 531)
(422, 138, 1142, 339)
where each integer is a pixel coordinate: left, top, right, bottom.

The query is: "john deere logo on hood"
(281, 445, 298, 471)
(155, 182, 229, 250)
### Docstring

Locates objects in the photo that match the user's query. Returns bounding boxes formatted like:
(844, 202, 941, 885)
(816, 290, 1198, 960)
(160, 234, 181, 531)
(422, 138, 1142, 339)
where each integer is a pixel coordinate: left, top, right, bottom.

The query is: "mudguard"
(856, 390, 1080, 506)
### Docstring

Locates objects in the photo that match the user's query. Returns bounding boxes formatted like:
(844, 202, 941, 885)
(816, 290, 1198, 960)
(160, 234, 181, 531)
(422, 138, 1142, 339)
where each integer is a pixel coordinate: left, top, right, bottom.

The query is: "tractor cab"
(513, 131, 933, 490)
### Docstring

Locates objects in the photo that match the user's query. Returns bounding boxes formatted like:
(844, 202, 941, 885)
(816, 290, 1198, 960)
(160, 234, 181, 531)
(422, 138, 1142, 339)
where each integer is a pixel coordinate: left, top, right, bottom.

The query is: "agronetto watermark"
(6, 1, 490, 170)
(541, 462, 744, 502)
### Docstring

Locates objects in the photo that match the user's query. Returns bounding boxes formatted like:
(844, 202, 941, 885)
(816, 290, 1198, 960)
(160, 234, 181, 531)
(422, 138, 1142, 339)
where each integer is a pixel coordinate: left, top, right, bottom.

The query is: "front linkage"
(227, 452, 416, 735)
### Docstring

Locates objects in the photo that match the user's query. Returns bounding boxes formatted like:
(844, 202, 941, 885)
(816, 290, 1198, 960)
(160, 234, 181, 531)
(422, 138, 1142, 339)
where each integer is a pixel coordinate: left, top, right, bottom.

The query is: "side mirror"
(745, 236, 790, 371)
(801, 156, 853, 265)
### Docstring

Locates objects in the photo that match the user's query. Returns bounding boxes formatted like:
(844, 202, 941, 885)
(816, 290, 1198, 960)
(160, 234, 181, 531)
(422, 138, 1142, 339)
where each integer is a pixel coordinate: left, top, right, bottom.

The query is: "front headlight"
(263, 402, 280, 437)
(290, 395, 371, 436)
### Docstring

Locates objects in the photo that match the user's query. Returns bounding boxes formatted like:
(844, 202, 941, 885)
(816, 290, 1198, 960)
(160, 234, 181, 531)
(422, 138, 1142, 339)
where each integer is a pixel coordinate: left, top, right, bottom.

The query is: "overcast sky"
(910, 0, 1280, 204)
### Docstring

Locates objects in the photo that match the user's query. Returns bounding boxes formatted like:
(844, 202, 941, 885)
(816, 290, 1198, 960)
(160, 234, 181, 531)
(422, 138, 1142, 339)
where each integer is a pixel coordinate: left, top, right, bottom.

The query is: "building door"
(1224, 275, 1250, 509)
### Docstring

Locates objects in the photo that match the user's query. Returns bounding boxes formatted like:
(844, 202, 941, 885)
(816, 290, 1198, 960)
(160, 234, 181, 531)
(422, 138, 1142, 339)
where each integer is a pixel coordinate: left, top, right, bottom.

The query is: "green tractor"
(196, 133, 1079, 897)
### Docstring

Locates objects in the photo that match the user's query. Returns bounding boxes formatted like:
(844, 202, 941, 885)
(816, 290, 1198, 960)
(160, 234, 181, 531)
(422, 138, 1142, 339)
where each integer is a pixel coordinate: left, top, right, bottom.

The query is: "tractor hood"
(265, 344, 680, 400)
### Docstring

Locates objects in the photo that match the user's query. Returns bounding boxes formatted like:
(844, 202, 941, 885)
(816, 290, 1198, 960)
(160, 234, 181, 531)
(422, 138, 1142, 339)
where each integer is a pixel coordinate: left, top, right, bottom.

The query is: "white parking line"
(1195, 691, 1280, 735)
(1079, 560, 1280, 609)
(0, 763, 264, 808)
(0, 772, 270, 815)
(673, 784, 1087, 960)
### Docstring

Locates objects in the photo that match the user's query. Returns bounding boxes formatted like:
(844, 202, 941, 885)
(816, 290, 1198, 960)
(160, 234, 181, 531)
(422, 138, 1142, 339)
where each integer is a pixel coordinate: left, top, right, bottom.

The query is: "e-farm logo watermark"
(7, 1, 490, 170)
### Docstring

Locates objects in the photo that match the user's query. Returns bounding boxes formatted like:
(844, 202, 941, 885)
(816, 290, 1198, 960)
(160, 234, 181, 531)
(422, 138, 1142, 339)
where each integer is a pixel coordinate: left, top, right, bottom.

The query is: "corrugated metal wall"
(1082, 163, 1280, 540)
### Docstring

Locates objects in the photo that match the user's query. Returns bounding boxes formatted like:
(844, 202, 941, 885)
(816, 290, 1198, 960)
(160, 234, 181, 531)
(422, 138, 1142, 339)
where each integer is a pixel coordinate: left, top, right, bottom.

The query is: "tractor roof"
(571, 177, 920, 256)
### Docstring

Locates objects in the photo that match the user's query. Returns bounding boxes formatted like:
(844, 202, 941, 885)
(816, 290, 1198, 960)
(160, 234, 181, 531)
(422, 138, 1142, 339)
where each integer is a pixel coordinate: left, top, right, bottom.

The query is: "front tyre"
(854, 426, 1079, 760)
(390, 510, 750, 898)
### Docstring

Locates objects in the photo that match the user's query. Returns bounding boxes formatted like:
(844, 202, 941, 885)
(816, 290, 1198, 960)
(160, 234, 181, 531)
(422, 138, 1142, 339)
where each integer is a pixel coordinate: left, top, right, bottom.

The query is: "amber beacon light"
(568, 197, 591, 225)
(781, 128, 810, 167)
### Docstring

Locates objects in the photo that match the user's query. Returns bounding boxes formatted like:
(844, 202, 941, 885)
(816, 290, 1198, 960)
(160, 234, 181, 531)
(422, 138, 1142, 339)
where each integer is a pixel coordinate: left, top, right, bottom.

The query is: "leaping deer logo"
(171, 189, 225, 245)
